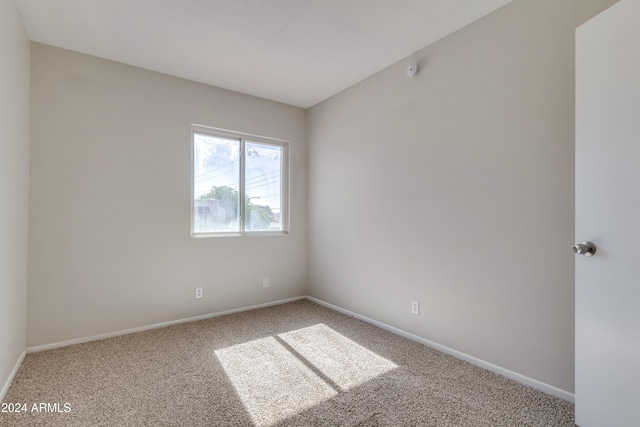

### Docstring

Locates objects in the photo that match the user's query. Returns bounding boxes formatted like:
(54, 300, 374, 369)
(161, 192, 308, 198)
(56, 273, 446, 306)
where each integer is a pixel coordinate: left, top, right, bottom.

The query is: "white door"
(575, 0, 640, 426)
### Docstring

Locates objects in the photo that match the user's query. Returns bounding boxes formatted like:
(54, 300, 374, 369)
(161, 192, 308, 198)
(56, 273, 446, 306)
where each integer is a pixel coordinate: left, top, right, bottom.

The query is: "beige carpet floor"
(1, 300, 574, 426)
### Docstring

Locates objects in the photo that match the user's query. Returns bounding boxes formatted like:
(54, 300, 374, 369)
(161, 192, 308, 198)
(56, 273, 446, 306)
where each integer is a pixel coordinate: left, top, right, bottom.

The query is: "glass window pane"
(193, 133, 240, 233)
(245, 142, 283, 231)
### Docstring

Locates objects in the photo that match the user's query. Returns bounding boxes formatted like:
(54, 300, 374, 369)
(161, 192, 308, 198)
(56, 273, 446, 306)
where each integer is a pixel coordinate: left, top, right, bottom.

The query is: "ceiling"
(16, 0, 511, 108)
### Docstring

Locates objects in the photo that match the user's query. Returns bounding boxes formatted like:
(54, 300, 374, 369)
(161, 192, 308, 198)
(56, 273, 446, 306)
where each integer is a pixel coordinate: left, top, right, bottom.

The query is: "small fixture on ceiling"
(407, 64, 419, 77)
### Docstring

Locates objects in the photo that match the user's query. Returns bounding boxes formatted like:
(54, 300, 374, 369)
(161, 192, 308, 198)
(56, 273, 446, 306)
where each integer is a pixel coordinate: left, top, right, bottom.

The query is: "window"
(192, 125, 288, 236)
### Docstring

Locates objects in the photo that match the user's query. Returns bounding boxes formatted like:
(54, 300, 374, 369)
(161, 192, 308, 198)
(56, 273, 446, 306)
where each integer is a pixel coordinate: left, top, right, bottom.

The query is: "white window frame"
(191, 124, 289, 237)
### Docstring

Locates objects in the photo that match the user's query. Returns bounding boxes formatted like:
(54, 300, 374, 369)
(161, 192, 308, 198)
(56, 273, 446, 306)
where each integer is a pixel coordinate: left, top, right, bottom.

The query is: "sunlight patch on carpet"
(215, 336, 337, 426)
(278, 323, 398, 391)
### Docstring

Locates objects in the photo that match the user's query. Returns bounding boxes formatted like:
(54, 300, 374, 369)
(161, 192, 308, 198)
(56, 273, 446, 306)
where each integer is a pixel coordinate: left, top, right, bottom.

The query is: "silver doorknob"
(574, 241, 596, 256)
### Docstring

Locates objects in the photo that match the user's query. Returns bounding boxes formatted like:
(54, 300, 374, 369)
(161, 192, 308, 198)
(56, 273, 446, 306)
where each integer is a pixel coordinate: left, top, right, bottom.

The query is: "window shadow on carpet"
(215, 323, 397, 426)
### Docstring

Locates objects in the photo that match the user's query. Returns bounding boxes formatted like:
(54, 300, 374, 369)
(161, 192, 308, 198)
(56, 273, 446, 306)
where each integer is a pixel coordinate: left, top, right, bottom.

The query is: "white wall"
(0, 0, 30, 397)
(307, 0, 617, 394)
(27, 44, 307, 347)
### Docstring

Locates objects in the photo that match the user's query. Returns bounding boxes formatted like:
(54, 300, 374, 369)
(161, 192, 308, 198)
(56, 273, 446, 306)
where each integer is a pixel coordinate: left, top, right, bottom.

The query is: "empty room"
(1, 0, 638, 425)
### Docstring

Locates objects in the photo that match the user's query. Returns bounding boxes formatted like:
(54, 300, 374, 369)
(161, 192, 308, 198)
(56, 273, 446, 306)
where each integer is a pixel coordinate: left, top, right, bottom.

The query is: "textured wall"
(27, 44, 307, 347)
(0, 0, 30, 397)
(307, 0, 617, 393)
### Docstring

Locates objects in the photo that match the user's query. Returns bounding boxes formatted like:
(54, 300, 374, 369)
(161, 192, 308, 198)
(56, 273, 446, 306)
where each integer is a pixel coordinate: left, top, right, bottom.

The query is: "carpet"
(0, 300, 574, 426)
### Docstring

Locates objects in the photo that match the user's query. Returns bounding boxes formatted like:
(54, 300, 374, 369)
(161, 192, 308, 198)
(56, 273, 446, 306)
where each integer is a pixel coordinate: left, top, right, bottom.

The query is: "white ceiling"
(16, 0, 511, 108)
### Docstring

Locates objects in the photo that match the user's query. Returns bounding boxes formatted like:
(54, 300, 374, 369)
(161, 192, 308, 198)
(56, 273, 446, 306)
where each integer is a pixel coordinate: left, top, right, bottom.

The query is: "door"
(575, 0, 640, 425)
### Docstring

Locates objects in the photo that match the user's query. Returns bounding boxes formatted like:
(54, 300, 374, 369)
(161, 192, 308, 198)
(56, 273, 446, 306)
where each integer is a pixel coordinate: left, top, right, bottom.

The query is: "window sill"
(191, 231, 289, 238)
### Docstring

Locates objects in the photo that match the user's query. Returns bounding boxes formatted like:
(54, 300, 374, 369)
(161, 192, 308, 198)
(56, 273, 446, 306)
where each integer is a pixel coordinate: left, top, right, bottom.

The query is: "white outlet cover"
(411, 301, 419, 314)
(262, 277, 270, 288)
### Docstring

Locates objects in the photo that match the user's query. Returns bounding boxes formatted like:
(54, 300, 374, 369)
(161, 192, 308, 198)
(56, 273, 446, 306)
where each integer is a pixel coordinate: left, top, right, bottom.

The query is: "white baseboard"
(27, 296, 306, 353)
(1, 350, 26, 403)
(306, 296, 575, 403)
(22, 294, 573, 403)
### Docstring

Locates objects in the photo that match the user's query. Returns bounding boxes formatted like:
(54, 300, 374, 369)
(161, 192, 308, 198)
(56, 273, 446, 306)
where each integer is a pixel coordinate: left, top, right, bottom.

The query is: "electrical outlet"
(195, 288, 203, 299)
(263, 277, 270, 288)
(411, 301, 419, 315)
